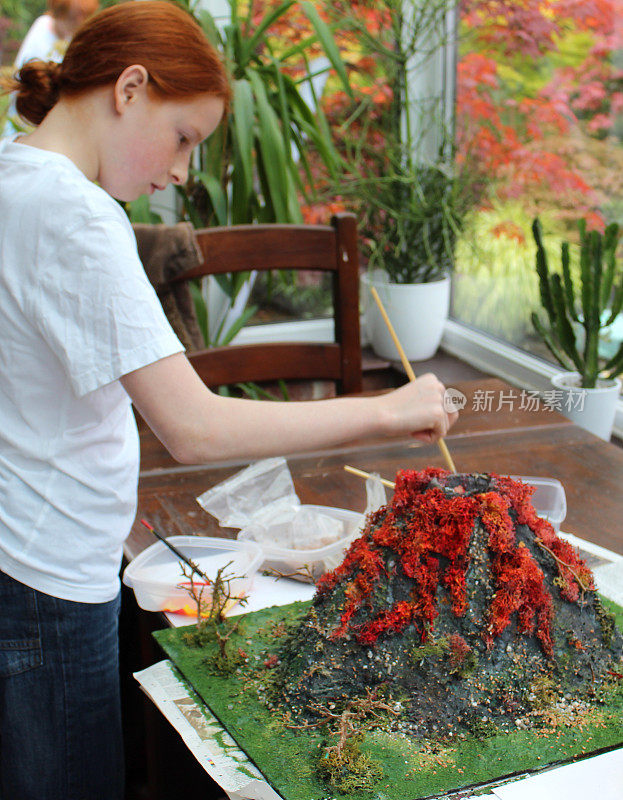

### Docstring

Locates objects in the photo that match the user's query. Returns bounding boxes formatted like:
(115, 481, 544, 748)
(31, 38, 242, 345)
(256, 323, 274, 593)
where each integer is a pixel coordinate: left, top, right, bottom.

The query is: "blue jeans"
(0, 571, 124, 800)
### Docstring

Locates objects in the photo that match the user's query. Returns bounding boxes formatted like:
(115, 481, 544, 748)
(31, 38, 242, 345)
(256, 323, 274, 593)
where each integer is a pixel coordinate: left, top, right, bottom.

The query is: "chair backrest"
(169, 213, 362, 395)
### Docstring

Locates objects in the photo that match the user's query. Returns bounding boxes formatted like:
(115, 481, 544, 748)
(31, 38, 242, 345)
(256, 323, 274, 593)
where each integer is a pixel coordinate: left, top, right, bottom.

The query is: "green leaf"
(272, 56, 294, 168)
(305, 104, 342, 179)
(282, 73, 317, 126)
(301, 1, 353, 99)
(175, 185, 203, 229)
(220, 304, 259, 345)
(189, 281, 209, 347)
(195, 171, 228, 227)
(232, 79, 255, 192)
(195, 8, 222, 48)
(126, 195, 162, 224)
(230, 271, 253, 301)
(234, 381, 286, 401)
(531, 312, 574, 372)
(280, 32, 323, 62)
(248, 72, 291, 221)
(277, 379, 290, 401)
(560, 241, 578, 322)
(231, 152, 252, 225)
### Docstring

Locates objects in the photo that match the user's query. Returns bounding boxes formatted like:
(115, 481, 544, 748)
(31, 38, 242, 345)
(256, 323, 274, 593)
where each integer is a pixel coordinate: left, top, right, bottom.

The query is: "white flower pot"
(361, 271, 451, 361)
(550, 371, 621, 441)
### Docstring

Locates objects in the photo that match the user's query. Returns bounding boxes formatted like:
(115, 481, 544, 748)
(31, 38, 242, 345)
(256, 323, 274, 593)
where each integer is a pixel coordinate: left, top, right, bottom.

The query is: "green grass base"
(154, 598, 623, 800)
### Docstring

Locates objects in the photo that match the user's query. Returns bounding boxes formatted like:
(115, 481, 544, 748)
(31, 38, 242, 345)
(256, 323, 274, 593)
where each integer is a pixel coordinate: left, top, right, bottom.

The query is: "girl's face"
(100, 76, 225, 202)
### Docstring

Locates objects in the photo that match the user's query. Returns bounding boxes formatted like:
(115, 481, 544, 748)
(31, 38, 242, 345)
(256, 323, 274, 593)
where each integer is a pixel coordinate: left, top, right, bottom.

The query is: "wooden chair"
(167, 212, 362, 396)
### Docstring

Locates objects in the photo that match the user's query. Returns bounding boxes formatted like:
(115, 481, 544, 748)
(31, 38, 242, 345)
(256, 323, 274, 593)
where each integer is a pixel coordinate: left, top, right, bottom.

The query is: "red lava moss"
(448, 633, 472, 670)
(315, 468, 594, 657)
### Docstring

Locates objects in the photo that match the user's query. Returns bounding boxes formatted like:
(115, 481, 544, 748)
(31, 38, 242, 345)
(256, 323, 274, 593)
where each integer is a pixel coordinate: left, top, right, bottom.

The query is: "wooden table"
(127, 377, 623, 559)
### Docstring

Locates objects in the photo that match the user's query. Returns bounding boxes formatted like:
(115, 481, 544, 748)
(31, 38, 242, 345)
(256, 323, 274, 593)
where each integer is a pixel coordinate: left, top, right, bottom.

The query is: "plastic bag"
(197, 457, 344, 551)
(197, 457, 391, 557)
(196, 457, 297, 530)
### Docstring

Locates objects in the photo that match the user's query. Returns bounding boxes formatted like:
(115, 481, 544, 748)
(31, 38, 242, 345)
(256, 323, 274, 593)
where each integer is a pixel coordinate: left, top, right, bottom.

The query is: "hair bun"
(14, 60, 62, 127)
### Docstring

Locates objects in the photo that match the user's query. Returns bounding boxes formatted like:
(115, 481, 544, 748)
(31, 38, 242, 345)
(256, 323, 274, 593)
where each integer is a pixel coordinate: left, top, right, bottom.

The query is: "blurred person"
(15, 0, 99, 68)
(3, 0, 99, 136)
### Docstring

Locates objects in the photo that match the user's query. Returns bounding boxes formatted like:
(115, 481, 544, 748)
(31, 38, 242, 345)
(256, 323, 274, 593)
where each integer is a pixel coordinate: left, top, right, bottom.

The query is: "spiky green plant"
(531, 218, 623, 388)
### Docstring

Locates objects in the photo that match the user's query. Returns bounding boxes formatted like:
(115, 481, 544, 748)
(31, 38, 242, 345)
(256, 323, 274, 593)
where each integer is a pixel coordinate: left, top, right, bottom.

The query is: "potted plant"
(332, 0, 470, 361)
(357, 161, 468, 360)
(531, 218, 623, 440)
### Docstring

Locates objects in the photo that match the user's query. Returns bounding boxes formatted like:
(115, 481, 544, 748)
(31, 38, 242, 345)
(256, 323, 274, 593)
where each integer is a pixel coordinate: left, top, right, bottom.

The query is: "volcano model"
(274, 469, 623, 737)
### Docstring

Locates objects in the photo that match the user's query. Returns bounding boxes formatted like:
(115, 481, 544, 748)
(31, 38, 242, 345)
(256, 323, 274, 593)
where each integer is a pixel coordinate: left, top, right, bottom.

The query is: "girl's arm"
(121, 352, 457, 464)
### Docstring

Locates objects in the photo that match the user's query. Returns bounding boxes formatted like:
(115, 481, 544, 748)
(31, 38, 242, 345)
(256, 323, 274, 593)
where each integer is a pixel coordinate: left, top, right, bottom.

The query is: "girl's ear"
(113, 65, 150, 114)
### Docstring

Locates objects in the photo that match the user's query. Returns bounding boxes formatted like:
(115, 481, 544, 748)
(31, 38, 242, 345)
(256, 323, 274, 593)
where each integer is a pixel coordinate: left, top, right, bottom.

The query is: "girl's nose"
(170, 156, 189, 186)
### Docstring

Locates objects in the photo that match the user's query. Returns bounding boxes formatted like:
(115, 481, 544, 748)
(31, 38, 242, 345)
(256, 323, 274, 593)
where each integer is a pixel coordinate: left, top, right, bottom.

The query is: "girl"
(0, 2, 458, 797)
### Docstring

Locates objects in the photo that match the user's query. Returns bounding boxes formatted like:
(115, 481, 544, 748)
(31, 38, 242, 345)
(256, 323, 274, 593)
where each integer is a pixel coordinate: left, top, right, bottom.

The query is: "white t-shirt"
(0, 138, 184, 602)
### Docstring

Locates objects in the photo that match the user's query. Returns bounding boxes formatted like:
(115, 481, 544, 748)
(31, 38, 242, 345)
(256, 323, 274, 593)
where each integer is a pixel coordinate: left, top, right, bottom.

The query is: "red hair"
(2, 0, 231, 126)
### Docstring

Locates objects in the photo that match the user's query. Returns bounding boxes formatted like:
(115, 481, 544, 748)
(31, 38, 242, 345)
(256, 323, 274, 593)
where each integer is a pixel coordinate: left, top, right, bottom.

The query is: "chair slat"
(189, 342, 342, 386)
(172, 225, 338, 281)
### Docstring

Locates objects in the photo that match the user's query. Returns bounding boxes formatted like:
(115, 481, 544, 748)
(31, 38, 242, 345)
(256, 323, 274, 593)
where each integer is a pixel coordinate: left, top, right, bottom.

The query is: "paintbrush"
(369, 286, 457, 473)
(140, 519, 212, 584)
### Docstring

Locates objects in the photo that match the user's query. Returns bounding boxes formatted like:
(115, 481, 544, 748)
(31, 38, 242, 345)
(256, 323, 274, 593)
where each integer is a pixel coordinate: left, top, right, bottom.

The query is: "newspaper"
(133, 533, 623, 800)
(133, 659, 283, 800)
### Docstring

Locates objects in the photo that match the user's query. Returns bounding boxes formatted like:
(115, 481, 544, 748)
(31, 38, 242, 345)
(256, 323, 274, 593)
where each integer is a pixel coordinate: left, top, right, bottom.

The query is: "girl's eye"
(178, 134, 190, 147)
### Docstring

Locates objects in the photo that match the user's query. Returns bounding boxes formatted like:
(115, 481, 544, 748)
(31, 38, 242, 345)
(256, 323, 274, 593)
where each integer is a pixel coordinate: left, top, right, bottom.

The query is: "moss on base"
(154, 596, 623, 800)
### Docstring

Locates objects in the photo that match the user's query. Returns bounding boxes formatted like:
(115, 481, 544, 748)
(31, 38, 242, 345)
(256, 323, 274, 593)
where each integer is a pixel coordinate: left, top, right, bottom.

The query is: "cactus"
(531, 218, 623, 389)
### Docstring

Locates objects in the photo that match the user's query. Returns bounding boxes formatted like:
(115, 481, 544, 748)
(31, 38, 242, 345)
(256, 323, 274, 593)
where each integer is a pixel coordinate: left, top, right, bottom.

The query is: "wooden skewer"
(344, 465, 395, 488)
(369, 286, 457, 473)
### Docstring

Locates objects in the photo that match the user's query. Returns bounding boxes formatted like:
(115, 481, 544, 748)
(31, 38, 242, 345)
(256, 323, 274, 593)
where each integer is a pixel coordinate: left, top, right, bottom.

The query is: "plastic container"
(510, 476, 567, 531)
(122, 536, 263, 613)
(245, 505, 365, 581)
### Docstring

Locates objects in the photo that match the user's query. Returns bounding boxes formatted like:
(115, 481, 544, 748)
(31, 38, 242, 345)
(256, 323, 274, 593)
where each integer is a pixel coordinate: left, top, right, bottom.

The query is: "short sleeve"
(31, 214, 184, 397)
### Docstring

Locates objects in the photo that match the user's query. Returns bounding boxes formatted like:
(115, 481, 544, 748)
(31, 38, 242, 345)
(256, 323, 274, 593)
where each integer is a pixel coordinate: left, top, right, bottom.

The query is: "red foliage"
(317, 470, 595, 659)
(448, 633, 472, 670)
(490, 221, 527, 244)
(325, 469, 482, 645)
(494, 475, 594, 602)
(460, 0, 560, 59)
(355, 601, 415, 645)
(455, 0, 623, 214)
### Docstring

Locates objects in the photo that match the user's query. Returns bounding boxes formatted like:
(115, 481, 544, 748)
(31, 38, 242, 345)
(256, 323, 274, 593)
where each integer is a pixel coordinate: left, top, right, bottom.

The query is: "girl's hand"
(376, 373, 458, 442)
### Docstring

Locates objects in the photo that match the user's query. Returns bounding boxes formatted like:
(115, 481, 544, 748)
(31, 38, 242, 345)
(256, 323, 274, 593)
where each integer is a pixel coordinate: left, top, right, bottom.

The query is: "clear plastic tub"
(244, 505, 365, 581)
(122, 536, 263, 614)
(510, 476, 567, 531)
